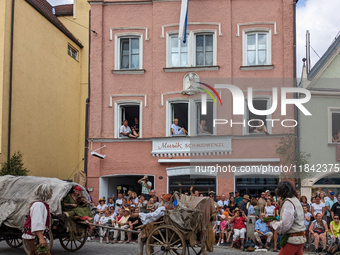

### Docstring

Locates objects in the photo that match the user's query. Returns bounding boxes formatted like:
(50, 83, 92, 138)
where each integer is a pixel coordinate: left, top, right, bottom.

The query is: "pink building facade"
(87, 0, 297, 202)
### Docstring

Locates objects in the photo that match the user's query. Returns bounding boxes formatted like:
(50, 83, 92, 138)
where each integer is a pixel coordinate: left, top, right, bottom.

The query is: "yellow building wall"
(4, 0, 84, 179)
(56, 0, 90, 173)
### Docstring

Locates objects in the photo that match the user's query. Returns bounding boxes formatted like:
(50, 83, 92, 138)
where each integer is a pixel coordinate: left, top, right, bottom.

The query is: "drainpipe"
(293, 0, 300, 189)
(84, 10, 91, 175)
(8, 0, 15, 161)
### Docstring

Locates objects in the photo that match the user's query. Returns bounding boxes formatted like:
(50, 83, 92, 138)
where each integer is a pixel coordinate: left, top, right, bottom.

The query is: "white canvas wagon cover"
(0, 175, 89, 229)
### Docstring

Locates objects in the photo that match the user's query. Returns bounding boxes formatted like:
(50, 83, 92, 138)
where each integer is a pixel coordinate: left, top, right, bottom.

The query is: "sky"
(47, 0, 340, 76)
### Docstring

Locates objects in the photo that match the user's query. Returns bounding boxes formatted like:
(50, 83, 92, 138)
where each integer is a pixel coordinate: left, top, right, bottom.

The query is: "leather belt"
(288, 231, 305, 237)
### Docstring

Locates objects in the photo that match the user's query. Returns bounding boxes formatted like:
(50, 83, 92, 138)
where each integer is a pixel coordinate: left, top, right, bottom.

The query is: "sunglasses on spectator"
(335, 217, 339, 219)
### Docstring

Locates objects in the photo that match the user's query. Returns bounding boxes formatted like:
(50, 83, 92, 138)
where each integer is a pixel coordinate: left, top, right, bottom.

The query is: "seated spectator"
(115, 193, 124, 214)
(228, 197, 238, 217)
(120, 119, 138, 138)
(97, 198, 108, 216)
(226, 216, 233, 243)
(121, 198, 129, 210)
(254, 213, 273, 249)
(108, 198, 115, 208)
(222, 206, 230, 218)
(309, 213, 328, 252)
(332, 130, 340, 143)
(264, 198, 275, 217)
(128, 192, 139, 208)
(100, 210, 114, 244)
(217, 215, 228, 246)
(115, 208, 123, 225)
(198, 120, 210, 134)
(109, 206, 117, 218)
(248, 198, 259, 219)
(329, 214, 340, 244)
(253, 120, 267, 133)
(113, 208, 131, 243)
(137, 194, 148, 213)
(331, 194, 340, 221)
(229, 208, 247, 250)
(146, 198, 156, 213)
(213, 220, 220, 241)
(237, 195, 250, 216)
(171, 118, 188, 135)
(150, 189, 159, 203)
(128, 207, 142, 233)
(131, 117, 140, 136)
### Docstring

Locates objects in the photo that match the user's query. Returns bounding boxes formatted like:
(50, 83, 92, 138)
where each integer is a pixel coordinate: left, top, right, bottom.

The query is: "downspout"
(293, 0, 300, 188)
(8, 0, 15, 161)
(84, 10, 91, 175)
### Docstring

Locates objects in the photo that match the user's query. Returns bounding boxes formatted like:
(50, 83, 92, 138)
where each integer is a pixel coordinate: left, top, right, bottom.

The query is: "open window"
(170, 102, 188, 136)
(116, 103, 141, 138)
(331, 111, 340, 143)
(196, 101, 214, 135)
(245, 98, 270, 134)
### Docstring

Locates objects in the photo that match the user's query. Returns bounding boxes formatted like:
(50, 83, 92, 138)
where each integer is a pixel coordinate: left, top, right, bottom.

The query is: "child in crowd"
(303, 205, 312, 251)
(217, 215, 228, 246)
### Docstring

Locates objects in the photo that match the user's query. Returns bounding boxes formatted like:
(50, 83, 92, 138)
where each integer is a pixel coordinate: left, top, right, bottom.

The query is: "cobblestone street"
(0, 240, 314, 255)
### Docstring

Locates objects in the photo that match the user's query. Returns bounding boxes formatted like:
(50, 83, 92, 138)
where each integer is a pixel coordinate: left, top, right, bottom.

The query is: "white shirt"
(171, 124, 183, 134)
(218, 200, 229, 213)
(265, 205, 275, 216)
(120, 125, 131, 135)
(312, 202, 325, 215)
(115, 199, 123, 213)
(97, 204, 108, 216)
(100, 215, 114, 225)
(94, 213, 101, 224)
(22, 202, 48, 240)
(129, 197, 138, 207)
(141, 180, 152, 195)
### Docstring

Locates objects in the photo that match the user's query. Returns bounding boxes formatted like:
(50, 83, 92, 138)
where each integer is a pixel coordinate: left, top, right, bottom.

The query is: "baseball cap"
(265, 190, 270, 193)
(235, 190, 239, 193)
(330, 191, 335, 195)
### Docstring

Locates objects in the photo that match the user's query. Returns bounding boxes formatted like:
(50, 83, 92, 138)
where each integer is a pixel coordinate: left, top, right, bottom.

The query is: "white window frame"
(68, 44, 78, 61)
(193, 30, 217, 67)
(114, 100, 143, 138)
(328, 107, 340, 144)
(166, 98, 216, 137)
(115, 33, 143, 70)
(166, 30, 217, 68)
(243, 96, 272, 135)
(194, 99, 216, 135)
(242, 28, 271, 66)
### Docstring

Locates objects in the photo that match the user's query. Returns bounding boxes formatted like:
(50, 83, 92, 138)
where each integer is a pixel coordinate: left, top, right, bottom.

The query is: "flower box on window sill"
(112, 69, 145, 74)
(163, 66, 220, 73)
(240, 65, 274, 71)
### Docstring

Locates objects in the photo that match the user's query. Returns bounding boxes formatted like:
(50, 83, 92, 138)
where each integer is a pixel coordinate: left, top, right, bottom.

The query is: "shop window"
(168, 175, 216, 195)
(245, 98, 270, 134)
(331, 111, 340, 143)
(170, 102, 188, 136)
(195, 101, 214, 135)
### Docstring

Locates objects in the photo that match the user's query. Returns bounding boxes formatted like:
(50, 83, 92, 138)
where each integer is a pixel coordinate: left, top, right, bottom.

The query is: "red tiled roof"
(54, 4, 73, 16)
(25, 0, 83, 48)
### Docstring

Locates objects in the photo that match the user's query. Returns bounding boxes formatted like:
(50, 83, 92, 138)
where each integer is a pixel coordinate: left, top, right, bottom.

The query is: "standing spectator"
(138, 175, 152, 201)
(248, 198, 260, 218)
(208, 191, 216, 204)
(326, 191, 337, 225)
(228, 192, 233, 204)
(296, 190, 301, 200)
(311, 195, 325, 219)
(229, 208, 247, 250)
(216, 215, 228, 246)
(309, 213, 328, 252)
(331, 194, 340, 220)
(303, 205, 312, 251)
(254, 213, 273, 249)
(97, 198, 108, 216)
(228, 197, 238, 217)
(149, 190, 159, 203)
(264, 198, 275, 217)
(300, 196, 310, 211)
(329, 214, 340, 245)
(237, 195, 250, 216)
(113, 208, 131, 243)
(319, 191, 327, 204)
(258, 192, 267, 213)
(190, 186, 199, 197)
(325, 189, 332, 202)
(115, 193, 123, 214)
(274, 199, 281, 218)
(265, 190, 271, 200)
(234, 191, 242, 204)
(218, 194, 229, 213)
(137, 194, 148, 213)
(120, 119, 138, 138)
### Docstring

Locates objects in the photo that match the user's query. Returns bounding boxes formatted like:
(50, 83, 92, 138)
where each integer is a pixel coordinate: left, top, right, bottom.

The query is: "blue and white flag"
(178, 0, 189, 43)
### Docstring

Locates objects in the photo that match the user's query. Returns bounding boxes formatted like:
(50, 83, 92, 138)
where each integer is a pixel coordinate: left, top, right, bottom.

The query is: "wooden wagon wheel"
(145, 225, 186, 255)
(59, 231, 88, 252)
(5, 237, 23, 248)
(22, 231, 54, 255)
(185, 242, 202, 255)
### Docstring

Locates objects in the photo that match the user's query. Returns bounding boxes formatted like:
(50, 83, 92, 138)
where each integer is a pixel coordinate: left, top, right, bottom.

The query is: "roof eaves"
(25, 0, 83, 49)
(307, 36, 340, 81)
